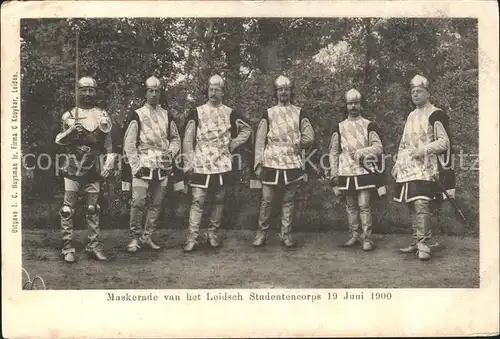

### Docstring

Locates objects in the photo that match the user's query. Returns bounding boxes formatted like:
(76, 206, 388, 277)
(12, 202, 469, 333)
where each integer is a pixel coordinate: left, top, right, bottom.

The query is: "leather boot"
(141, 237, 161, 250)
(399, 244, 418, 253)
(280, 234, 296, 248)
(252, 230, 267, 247)
(417, 242, 432, 260)
(362, 240, 374, 251)
(63, 252, 76, 263)
(87, 248, 108, 261)
(127, 238, 141, 253)
(207, 231, 220, 248)
(343, 233, 359, 247)
(183, 233, 198, 253)
(183, 240, 197, 253)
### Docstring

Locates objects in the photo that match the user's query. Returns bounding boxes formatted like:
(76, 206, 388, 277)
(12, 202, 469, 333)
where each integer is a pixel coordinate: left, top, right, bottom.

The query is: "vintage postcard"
(1, 0, 499, 337)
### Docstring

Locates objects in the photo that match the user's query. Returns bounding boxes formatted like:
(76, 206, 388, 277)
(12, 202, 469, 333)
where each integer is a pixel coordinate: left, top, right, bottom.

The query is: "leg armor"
(60, 190, 78, 254)
(84, 192, 101, 251)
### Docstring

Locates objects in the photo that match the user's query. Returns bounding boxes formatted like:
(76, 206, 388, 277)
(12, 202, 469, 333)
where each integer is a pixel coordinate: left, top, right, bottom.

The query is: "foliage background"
(20, 18, 478, 236)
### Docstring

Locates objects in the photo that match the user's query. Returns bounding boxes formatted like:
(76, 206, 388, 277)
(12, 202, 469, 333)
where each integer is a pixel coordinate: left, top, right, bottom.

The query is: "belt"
(75, 145, 92, 153)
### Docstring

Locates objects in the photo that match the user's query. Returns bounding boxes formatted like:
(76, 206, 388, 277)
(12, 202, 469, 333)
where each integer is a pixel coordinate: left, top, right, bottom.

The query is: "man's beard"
(279, 95, 290, 103)
(80, 96, 93, 106)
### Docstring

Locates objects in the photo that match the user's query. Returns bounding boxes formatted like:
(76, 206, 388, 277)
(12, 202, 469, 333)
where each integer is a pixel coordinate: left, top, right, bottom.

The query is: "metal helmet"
(274, 75, 292, 89)
(345, 88, 362, 103)
(208, 74, 225, 88)
(410, 74, 429, 89)
(78, 77, 97, 88)
(145, 76, 161, 89)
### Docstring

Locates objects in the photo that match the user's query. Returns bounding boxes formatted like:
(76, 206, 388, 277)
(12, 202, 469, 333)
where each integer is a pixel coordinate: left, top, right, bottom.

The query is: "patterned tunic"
(193, 104, 233, 174)
(183, 103, 251, 188)
(393, 104, 449, 182)
(392, 103, 453, 202)
(254, 104, 315, 185)
(263, 105, 303, 169)
(329, 116, 383, 191)
(123, 104, 181, 179)
(55, 107, 113, 179)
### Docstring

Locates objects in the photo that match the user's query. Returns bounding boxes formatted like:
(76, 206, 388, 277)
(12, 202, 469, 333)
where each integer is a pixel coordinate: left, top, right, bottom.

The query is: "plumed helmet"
(345, 88, 362, 103)
(410, 74, 429, 89)
(78, 77, 97, 88)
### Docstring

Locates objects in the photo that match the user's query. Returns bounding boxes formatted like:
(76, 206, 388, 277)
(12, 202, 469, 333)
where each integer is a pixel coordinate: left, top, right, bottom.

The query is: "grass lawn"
(22, 229, 479, 289)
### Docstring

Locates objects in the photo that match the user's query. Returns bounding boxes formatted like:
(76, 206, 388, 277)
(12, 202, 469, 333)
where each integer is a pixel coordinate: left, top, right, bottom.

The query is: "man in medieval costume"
(122, 76, 181, 253)
(182, 74, 252, 252)
(328, 88, 385, 251)
(55, 76, 115, 263)
(392, 75, 455, 261)
(252, 75, 315, 248)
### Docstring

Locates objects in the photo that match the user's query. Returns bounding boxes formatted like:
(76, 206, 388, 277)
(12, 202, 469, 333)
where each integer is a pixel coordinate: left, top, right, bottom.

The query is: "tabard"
(193, 103, 233, 174)
(328, 116, 383, 191)
(254, 104, 315, 186)
(392, 104, 454, 202)
(183, 103, 252, 188)
(122, 103, 181, 182)
(262, 105, 302, 169)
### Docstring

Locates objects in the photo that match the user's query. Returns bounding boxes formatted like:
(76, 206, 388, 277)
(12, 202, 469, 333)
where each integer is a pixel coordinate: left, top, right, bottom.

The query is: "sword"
(72, 28, 85, 123)
(432, 174, 470, 239)
(75, 28, 79, 120)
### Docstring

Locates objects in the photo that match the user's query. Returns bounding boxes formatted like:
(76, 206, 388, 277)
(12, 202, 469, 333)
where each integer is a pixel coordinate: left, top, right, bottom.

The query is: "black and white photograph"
(18, 15, 481, 289)
(2, 1, 498, 338)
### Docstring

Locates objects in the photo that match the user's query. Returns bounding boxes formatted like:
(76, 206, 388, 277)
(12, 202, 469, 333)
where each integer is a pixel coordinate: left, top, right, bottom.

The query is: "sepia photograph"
(2, 1, 498, 338)
(19, 15, 480, 290)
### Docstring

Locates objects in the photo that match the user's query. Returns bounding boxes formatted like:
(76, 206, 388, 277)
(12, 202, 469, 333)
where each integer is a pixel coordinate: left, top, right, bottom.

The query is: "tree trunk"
(200, 20, 214, 81)
(257, 19, 281, 73)
(224, 19, 243, 110)
(362, 19, 375, 92)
